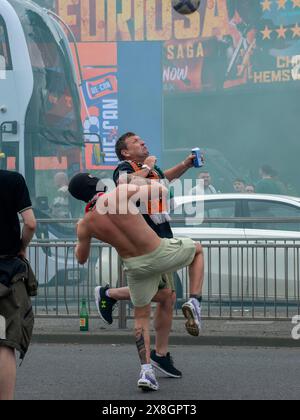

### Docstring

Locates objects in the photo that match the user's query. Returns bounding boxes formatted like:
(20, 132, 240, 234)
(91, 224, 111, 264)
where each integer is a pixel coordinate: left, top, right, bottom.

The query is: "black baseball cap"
(68, 173, 107, 203)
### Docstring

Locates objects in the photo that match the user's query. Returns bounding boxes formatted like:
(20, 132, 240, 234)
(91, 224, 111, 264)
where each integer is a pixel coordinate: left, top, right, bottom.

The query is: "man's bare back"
(76, 184, 162, 263)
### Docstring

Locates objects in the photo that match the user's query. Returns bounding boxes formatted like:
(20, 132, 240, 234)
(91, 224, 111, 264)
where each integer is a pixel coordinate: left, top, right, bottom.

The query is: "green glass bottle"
(80, 298, 89, 332)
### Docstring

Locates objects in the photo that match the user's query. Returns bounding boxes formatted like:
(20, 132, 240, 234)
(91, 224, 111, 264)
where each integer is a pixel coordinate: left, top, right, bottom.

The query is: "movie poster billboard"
(163, 0, 300, 93)
(57, 0, 300, 96)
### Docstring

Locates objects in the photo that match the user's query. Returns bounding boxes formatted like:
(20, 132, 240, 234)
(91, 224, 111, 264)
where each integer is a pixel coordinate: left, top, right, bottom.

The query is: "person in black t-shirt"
(0, 171, 36, 256)
(114, 158, 173, 238)
(0, 170, 36, 400)
(113, 133, 195, 238)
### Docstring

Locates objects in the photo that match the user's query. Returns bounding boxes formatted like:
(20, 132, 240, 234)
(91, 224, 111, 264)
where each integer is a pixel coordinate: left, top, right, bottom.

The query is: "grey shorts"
(122, 237, 196, 307)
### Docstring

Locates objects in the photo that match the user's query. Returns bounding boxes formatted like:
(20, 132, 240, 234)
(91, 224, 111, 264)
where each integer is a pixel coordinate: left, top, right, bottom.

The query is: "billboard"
(164, 0, 300, 93)
(55, 0, 300, 195)
(57, 0, 166, 169)
(73, 43, 119, 170)
(57, 0, 300, 95)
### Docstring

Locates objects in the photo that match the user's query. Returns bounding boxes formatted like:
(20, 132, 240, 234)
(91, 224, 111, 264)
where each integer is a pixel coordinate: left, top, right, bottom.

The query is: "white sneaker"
(137, 368, 159, 391)
(182, 298, 202, 337)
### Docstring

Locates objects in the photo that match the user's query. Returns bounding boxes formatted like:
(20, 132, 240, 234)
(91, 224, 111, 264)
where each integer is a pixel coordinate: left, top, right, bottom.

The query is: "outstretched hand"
(183, 154, 196, 169)
(183, 152, 205, 169)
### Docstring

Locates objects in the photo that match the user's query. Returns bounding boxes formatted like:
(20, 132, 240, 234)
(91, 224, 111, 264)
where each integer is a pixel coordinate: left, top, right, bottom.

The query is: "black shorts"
(0, 277, 34, 359)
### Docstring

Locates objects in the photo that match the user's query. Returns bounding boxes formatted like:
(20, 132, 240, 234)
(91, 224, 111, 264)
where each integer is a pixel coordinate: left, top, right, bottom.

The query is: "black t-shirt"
(0, 170, 32, 256)
(113, 162, 173, 239)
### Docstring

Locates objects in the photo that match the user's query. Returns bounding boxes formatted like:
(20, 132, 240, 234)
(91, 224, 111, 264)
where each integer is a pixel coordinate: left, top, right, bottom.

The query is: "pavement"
(18, 314, 300, 400)
(15, 344, 300, 400)
(32, 316, 300, 347)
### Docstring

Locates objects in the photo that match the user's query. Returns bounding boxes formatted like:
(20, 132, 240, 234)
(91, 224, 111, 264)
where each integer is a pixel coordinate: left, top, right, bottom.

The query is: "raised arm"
(164, 154, 195, 182)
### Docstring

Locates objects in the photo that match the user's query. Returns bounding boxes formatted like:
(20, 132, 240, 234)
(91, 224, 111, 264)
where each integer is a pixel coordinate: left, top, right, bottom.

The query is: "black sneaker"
(94, 285, 117, 325)
(150, 350, 182, 378)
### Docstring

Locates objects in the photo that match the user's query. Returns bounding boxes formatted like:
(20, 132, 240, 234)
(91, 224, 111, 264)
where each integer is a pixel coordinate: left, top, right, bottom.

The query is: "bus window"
(11, 4, 83, 214)
(0, 15, 12, 72)
(24, 11, 78, 136)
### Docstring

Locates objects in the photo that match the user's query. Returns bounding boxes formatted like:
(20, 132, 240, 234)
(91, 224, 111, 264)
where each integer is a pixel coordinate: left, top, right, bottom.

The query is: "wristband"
(142, 164, 151, 172)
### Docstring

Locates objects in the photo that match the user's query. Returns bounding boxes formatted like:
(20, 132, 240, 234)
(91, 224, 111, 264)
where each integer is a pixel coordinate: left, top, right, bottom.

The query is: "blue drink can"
(191, 148, 203, 168)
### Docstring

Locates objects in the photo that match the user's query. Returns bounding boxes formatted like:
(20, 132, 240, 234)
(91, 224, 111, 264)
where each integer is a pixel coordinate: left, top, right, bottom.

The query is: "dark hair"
(260, 164, 276, 177)
(115, 132, 136, 161)
(234, 179, 246, 184)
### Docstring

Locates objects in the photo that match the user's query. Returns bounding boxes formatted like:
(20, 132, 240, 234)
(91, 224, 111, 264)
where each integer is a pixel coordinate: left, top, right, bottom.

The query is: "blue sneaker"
(94, 285, 117, 325)
(137, 368, 159, 392)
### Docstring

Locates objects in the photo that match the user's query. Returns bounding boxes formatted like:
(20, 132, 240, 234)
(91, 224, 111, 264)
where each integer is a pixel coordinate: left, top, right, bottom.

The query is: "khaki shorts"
(158, 273, 175, 292)
(122, 237, 196, 307)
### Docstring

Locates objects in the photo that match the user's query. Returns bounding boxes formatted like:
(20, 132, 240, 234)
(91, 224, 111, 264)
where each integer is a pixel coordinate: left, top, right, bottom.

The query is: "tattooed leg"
(135, 327, 147, 365)
(134, 305, 151, 365)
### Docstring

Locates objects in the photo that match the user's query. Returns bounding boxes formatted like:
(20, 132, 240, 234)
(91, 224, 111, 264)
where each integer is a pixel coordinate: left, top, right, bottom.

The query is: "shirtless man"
(68, 173, 204, 392)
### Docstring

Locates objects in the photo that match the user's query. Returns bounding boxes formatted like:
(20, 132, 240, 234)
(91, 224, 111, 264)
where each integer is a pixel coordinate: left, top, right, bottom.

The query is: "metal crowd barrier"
(28, 219, 300, 324)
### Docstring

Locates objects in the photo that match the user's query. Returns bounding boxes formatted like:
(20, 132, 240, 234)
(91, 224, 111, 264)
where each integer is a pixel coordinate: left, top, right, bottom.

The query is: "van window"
(0, 15, 12, 72)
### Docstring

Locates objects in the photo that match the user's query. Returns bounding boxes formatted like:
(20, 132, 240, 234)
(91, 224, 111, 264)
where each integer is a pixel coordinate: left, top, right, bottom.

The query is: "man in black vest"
(0, 170, 36, 400)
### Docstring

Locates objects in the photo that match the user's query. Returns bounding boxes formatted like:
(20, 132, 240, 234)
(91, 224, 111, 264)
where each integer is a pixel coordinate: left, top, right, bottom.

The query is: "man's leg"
(96, 283, 181, 377)
(135, 304, 159, 391)
(107, 287, 130, 300)
(153, 289, 174, 356)
(151, 289, 182, 378)
(134, 304, 151, 364)
(94, 285, 131, 325)
(182, 243, 204, 337)
(189, 243, 204, 297)
(0, 346, 16, 401)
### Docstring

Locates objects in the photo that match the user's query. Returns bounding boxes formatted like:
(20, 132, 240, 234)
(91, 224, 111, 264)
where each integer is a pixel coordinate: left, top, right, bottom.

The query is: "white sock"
(141, 364, 152, 371)
(105, 289, 110, 298)
(190, 297, 200, 307)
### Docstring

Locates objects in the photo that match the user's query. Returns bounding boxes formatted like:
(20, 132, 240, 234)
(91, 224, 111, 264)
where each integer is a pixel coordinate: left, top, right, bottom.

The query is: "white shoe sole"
(182, 302, 201, 337)
(150, 359, 182, 378)
(94, 286, 110, 325)
(138, 379, 159, 392)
